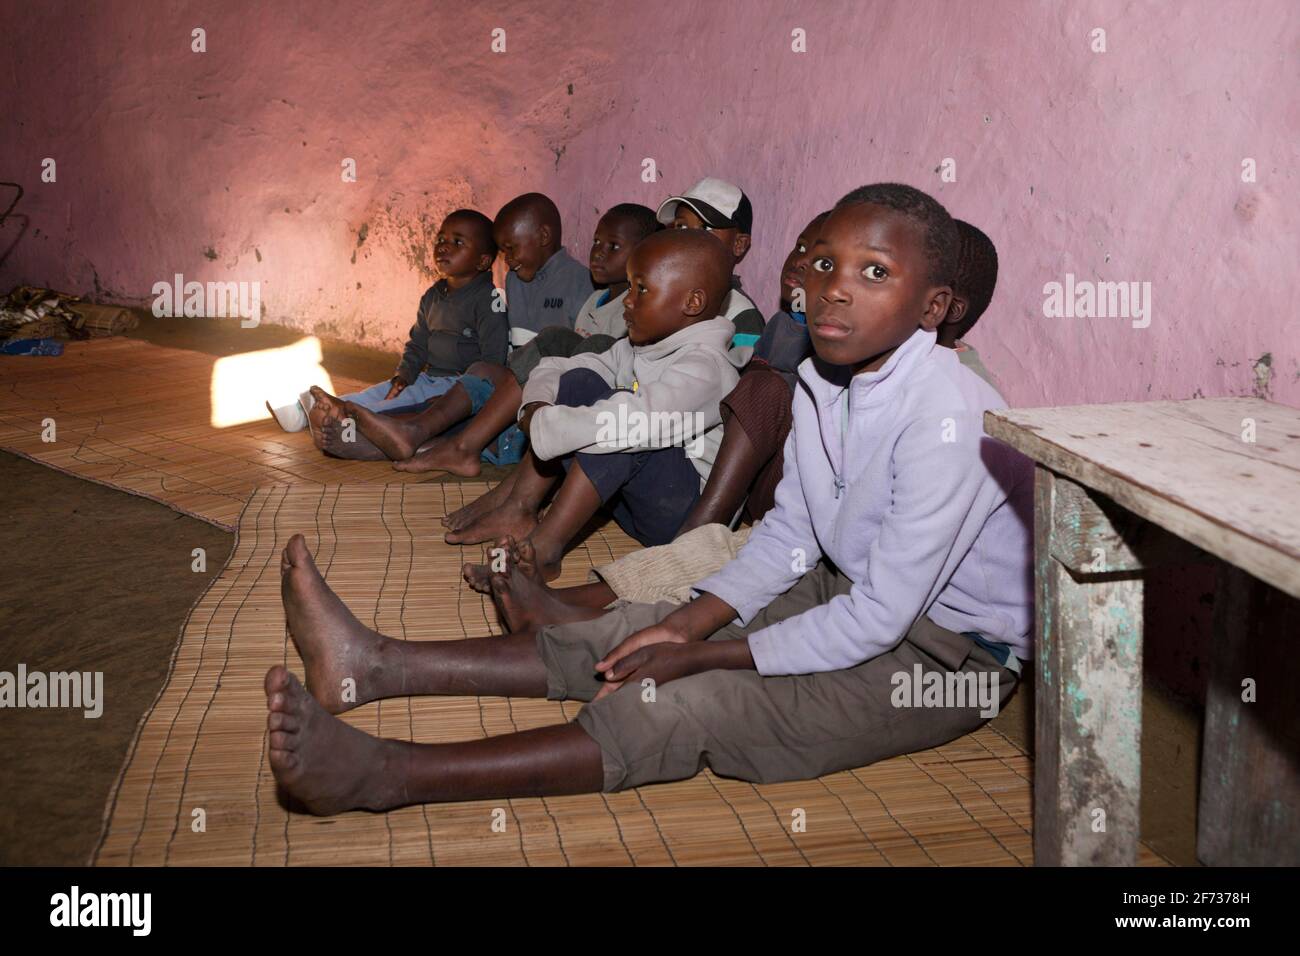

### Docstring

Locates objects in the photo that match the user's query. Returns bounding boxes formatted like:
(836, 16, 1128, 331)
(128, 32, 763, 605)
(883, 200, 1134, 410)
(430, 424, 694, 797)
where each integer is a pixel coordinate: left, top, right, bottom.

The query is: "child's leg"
(265, 667, 605, 814)
(573, 623, 1017, 793)
(279, 534, 556, 709)
(393, 364, 522, 475)
(443, 367, 611, 545)
(506, 440, 698, 582)
(307, 393, 387, 460)
(267, 547, 683, 814)
(339, 372, 455, 414)
(474, 536, 615, 632)
(677, 364, 793, 534)
(343, 365, 500, 462)
(443, 469, 518, 531)
(538, 566, 1019, 793)
(443, 447, 560, 545)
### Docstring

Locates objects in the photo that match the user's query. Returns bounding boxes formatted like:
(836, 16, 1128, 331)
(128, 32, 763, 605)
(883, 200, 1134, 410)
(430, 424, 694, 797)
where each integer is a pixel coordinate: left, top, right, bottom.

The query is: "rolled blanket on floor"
(589, 521, 754, 605)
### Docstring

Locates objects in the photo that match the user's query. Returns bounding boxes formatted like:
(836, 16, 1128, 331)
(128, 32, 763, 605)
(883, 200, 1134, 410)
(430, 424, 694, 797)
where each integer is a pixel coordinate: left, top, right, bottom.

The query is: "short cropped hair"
(445, 209, 497, 260)
(952, 219, 999, 336)
(604, 203, 661, 241)
(835, 183, 959, 286)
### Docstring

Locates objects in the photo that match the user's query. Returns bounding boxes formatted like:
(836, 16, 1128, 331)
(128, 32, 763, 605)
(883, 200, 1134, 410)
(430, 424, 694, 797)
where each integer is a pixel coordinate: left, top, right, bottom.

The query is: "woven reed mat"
(0, 338, 431, 530)
(91, 482, 1168, 866)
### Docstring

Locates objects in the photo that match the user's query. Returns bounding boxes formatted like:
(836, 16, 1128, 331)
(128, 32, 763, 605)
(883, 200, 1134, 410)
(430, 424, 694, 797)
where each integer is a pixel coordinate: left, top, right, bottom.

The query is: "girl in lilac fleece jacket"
(259, 185, 1037, 815)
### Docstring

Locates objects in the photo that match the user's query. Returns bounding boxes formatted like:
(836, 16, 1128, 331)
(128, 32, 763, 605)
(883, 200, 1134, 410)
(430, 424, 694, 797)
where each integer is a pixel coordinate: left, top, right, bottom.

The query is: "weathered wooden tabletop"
(985, 397, 1300, 599)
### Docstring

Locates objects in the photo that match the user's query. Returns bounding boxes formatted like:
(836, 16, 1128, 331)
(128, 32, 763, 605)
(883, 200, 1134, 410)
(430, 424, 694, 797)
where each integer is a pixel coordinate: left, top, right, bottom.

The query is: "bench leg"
(1198, 566, 1300, 865)
(1034, 467, 1145, 865)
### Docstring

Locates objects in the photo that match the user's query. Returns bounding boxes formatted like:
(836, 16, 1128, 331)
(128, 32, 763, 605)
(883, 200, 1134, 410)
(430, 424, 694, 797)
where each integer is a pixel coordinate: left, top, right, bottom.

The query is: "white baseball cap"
(656, 177, 753, 233)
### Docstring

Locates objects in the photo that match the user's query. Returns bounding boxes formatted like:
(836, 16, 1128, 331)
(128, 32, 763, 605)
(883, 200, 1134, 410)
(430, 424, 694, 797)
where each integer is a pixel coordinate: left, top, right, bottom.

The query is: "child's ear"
(476, 252, 493, 272)
(918, 286, 954, 331)
(682, 288, 707, 317)
(944, 295, 969, 327)
(733, 234, 752, 262)
(538, 225, 555, 249)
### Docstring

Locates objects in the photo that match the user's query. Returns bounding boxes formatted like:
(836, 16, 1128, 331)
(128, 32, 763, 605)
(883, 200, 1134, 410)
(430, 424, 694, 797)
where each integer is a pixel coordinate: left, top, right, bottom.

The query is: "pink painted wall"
(3, 0, 1297, 407)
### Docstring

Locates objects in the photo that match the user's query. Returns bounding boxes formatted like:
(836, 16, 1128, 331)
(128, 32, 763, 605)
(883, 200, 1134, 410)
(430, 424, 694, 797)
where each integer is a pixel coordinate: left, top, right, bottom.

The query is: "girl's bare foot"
(265, 666, 408, 815)
(394, 436, 482, 476)
(280, 533, 404, 712)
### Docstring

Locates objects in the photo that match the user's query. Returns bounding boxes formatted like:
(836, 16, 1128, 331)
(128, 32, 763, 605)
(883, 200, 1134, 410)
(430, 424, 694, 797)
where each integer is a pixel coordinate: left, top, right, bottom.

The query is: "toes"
(286, 534, 316, 572)
(269, 729, 296, 751)
(268, 709, 300, 732)
(265, 665, 291, 696)
(269, 748, 299, 772)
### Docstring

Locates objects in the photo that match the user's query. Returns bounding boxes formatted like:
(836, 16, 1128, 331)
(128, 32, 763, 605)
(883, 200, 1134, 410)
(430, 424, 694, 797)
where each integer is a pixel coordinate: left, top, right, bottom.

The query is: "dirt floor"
(0, 316, 1207, 866)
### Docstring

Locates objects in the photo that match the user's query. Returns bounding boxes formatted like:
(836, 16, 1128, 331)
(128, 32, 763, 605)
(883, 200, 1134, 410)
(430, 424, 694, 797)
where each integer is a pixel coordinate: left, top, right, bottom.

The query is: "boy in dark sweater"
(296, 210, 503, 454)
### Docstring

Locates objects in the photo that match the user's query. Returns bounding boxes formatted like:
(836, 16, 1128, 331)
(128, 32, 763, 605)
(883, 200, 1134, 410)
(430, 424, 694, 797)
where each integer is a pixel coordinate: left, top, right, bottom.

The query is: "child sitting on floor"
(267, 209, 503, 436)
(334, 203, 658, 471)
(479, 211, 1006, 631)
(261, 182, 1033, 814)
(502, 203, 660, 384)
(657, 176, 764, 343)
(469, 209, 829, 626)
(308, 192, 592, 462)
(453, 228, 747, 584)
(442, 175, 764, 543)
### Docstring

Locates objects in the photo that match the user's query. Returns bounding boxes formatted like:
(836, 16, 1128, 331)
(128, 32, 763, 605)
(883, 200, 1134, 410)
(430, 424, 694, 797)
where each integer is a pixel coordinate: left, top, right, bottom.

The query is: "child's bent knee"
(556, 367, 614, 406)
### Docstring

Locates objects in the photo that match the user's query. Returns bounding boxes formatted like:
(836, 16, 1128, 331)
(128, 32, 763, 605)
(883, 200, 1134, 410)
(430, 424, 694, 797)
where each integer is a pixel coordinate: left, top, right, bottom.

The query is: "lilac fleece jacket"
(693, 327, 1034, 677)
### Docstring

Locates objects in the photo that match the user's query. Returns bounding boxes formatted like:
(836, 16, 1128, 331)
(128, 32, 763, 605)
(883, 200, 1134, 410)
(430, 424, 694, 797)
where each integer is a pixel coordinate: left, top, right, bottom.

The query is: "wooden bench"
(985, 397, 1300, 866)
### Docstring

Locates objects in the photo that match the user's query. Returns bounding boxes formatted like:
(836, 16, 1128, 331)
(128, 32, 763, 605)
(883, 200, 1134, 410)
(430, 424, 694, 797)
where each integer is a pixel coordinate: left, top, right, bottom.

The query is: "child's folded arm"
(691, 423, 822, 624)
(527, 351, 728, 462)
(744, 417, 999, 676)
(519, 347, 625, 415)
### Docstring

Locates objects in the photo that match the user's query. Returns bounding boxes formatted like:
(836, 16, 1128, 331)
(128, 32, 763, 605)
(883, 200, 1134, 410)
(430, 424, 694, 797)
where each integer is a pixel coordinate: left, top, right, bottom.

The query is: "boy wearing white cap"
(657, 177, 765, 345)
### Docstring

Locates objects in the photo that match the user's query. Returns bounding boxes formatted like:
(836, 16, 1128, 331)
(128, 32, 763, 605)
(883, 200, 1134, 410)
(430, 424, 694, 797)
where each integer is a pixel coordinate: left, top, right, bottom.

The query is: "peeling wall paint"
(1, 0, 1297, 407)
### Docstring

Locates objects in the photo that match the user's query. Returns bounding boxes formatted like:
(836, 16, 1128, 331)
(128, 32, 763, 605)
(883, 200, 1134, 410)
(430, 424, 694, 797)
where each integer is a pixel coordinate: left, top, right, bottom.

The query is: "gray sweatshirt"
(504, 248, 594, 346)
(521, 316, 746, 486)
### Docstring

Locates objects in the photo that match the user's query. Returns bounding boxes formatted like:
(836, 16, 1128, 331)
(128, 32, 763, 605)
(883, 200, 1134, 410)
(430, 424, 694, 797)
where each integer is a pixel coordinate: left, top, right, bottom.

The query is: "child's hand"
(384, 377, 407, 401)
(594, 641, 702, 700)
(595, 621, 692, 678)
(594, 638, 755, 699)
(517, 401, 549, 438)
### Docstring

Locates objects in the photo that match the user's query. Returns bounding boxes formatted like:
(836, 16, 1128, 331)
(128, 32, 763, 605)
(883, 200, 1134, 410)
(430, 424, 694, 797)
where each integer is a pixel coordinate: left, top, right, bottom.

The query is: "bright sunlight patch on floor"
(210, 336, 334, 428)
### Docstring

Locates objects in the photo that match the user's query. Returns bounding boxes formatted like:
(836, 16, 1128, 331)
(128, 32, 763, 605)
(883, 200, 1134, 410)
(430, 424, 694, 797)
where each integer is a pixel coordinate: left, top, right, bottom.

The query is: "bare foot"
(319, 414, 388, 460)
(462, 560, 496, 594)
(394, 435, 482, 477)
(445, 500, 538, 546)
(280, 533, 403, 712)
(309, 386, 346, 420)
(443, 474, 516, 529)
(265, 666, 407, 815)
(489, 565, 607, 632)
(346, 401, 426, 461)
